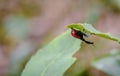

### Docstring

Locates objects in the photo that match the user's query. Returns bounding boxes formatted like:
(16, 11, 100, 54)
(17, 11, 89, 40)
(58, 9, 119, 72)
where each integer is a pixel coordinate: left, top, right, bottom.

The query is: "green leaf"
(66, 23, 120, 43)
(21, 30, 81, 76)
(92, 50, 120, 76)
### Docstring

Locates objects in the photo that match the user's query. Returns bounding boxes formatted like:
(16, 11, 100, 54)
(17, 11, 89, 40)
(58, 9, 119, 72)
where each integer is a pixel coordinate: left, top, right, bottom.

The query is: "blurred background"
(0, 0, 120, 76)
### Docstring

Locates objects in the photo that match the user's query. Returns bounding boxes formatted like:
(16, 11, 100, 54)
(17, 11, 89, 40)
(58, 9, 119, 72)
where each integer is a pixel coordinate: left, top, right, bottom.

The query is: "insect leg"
(80, 35, 94, 44)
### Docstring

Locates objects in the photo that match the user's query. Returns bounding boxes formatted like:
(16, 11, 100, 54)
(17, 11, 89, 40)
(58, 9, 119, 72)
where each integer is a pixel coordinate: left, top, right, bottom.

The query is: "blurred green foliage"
(93, 50, 120, 76)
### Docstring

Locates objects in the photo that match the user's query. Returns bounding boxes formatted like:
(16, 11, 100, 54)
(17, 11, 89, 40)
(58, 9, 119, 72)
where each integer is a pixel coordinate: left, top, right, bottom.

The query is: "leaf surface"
(21, 30, 81, 76)
(67, 23, 120, 43)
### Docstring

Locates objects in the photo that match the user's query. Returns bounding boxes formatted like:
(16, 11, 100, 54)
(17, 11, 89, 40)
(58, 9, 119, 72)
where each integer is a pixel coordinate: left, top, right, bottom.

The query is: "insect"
(71, 28, 94, 45)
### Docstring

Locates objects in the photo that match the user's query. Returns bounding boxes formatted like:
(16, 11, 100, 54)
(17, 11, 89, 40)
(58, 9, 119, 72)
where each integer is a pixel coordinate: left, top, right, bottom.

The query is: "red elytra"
(71, 28, 94, 45)
(71, 29, 80, 39)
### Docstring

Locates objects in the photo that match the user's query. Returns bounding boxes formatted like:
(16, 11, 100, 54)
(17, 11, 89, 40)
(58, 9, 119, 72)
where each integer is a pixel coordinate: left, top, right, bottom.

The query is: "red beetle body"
(71, 28, 94, 45)
(71, 29, 80, 39)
